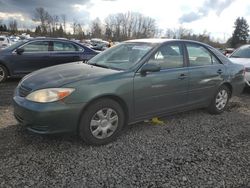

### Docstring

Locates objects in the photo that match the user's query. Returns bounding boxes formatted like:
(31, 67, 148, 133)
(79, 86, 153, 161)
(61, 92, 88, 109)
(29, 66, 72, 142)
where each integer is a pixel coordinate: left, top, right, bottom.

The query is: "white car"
(0, 36, 11, 50)
(229, 45, 250, 87)
(9, 36, 20, 44)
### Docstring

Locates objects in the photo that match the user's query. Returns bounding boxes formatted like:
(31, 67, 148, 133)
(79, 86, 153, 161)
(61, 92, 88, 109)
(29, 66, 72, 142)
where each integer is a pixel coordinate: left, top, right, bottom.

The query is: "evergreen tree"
(35, 26, 42, 35)
(3, 24, 7, 31)
(58, 24, 64, 37)
(231, 17, 249, 48)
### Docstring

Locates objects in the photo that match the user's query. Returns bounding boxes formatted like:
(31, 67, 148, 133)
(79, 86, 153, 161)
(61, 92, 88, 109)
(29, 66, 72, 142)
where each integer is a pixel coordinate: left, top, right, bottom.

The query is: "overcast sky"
(0, 0, 250, 41)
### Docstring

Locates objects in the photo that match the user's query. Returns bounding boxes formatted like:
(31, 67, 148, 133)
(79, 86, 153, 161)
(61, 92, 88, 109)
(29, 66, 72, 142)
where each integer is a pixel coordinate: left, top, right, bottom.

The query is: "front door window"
(21, 41, 49, 52)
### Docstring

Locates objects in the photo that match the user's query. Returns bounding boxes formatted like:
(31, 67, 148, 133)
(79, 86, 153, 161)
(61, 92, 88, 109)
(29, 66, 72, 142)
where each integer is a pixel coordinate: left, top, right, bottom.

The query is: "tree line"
(32, 8, 158, 40)
(0, 7, 249, 48)
(0, 19, 18, 34)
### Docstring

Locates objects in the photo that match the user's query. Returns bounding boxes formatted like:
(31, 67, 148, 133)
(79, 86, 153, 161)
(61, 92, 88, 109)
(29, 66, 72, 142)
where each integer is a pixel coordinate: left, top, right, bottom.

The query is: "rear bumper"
(231, 75, 245, 96)
(13, 96, 86, 134)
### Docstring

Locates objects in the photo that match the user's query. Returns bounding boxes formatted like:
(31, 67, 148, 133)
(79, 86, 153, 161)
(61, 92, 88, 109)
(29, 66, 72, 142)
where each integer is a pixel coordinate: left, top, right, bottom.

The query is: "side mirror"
(141, 63, 161, 75)
(16, 48, 24, 55)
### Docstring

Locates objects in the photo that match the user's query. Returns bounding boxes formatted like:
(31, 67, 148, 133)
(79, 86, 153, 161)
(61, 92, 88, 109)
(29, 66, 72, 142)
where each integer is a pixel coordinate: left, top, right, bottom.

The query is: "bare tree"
(72, 20, 84, 39)
(8, 19, 18, 33)
(91, 18, 103, 38)
(33, 7, 51, 34)
(105, 12, 157, 41)
(61, 14, 67, 32)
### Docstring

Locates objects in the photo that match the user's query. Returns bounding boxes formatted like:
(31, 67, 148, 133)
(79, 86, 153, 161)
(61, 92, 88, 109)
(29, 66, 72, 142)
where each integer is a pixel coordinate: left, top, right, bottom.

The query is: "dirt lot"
(0, 79, 250, 187)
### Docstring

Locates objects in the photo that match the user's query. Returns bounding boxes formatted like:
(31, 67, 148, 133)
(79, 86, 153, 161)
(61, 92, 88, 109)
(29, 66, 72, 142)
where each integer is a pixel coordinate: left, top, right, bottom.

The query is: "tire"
(0, 65, 7, 83)
(79, 98, 125, 145)
(208, 85, 231, 114)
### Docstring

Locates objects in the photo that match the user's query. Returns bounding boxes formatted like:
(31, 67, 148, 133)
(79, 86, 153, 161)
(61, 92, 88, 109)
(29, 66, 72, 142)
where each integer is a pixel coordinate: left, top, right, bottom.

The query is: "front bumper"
(13, 96, 86, 134)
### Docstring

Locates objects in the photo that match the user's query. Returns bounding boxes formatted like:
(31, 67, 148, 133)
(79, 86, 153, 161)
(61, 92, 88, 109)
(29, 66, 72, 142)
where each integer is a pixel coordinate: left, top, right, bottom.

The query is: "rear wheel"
(79, 99, 125, 145)
(0, 65, 7, 83)
(208, 85, 230, 114)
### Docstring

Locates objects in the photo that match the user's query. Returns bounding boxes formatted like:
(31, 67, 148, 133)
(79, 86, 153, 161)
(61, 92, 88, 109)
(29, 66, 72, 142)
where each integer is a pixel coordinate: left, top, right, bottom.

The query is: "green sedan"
(13, 39, 245, 145)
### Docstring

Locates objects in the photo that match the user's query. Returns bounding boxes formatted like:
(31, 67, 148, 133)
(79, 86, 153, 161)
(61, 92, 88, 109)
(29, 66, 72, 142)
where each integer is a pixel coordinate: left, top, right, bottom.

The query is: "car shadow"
(1, 100, 250, 150)
(0, 78, 20, 107)
(243, 86, 250, 94)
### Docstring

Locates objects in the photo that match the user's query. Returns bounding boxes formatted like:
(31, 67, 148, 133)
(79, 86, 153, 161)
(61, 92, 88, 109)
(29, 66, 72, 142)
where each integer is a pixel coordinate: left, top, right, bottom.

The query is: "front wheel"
(0, 65, 7, 83)
(208, 85, 230, 114)
(79, 99, 125, 145)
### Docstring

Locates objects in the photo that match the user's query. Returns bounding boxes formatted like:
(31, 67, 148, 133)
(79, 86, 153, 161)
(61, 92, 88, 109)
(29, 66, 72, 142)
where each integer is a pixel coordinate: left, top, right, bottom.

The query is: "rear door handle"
(178, 73, 188, 80)
(217, 69, 223, 74)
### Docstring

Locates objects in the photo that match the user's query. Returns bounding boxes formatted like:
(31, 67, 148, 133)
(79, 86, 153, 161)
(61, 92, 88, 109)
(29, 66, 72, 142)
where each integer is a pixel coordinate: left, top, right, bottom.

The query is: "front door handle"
(178, 73, 188, 80)
(217, 69, 223, 74)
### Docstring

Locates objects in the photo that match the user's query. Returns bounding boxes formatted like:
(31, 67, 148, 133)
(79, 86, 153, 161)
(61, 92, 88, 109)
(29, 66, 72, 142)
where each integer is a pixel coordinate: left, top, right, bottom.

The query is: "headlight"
(26, 88, 75, 103)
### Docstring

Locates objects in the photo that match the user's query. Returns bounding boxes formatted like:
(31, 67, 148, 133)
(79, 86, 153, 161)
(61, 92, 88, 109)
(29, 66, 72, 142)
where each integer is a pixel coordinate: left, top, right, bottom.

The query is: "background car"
(229, 44, 250, 87)
(90, 38, 109, 51)
(0, 38, 99, 83)
(13, 39, 245, 145)
(9, 35, 21, 44)
(223, 48, 235, 57)
(0, 35, 11, 50)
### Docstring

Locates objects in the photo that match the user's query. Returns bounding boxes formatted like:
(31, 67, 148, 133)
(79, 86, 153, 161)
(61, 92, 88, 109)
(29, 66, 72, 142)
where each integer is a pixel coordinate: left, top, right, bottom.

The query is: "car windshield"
(231, 46, 250, 58)
(88, 42, 155, 70)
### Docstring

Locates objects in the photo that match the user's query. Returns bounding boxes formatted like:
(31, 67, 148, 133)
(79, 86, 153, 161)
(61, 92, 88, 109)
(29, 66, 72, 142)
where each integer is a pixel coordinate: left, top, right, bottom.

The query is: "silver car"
(229, 44, 250, 87)
(0, 36, 11, 50)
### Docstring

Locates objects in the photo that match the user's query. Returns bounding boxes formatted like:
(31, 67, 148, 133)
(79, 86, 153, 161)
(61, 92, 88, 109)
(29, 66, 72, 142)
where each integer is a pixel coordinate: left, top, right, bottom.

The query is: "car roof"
(237, 44, 250, 49)
(126, 38, 173, 43)
(27, 37, 70, 42)
(125, 38, 211, 46)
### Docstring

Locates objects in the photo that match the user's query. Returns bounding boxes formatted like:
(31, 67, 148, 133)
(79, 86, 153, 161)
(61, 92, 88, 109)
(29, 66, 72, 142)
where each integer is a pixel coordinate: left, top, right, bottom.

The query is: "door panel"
(9, 41, 51, 74)
(50, 41, 83, 65)
(12, 53, 51, 74)
(133, 42, 189, 119)
(134, 68, 189, 118)
(187, 64, 225, 105)
(185, 43, 226, 106)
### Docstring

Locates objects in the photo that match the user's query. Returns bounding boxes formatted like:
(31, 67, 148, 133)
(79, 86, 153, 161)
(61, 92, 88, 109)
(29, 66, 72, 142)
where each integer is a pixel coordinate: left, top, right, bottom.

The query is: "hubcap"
(0, 67, 5, 82)
(90, 108, 119, 139)
(215, 89, 228, 110)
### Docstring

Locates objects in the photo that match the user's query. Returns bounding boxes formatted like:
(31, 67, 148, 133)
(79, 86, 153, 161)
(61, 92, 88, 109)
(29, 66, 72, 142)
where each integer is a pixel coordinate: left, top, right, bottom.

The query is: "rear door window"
(53, 41, 83, 52)
(186, 44, 220, 66)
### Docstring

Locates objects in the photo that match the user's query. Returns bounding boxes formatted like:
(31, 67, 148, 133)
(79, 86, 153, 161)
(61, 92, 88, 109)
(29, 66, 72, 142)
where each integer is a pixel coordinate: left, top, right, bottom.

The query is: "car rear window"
(231, 46, 250, 58)
(53, 41, 83, 52)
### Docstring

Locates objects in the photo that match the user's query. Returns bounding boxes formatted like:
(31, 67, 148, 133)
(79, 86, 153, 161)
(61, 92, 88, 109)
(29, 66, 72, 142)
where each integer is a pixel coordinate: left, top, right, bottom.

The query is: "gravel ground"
(0, 79, 250, 188)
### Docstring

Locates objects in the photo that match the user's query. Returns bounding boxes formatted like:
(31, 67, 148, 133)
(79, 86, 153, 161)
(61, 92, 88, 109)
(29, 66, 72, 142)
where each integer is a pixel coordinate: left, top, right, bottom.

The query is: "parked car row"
(13, 39, 245, 145)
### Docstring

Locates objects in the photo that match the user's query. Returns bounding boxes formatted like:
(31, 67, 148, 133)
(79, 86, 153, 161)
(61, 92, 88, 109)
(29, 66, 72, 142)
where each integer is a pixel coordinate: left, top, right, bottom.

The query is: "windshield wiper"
(90, 63, 110, 69)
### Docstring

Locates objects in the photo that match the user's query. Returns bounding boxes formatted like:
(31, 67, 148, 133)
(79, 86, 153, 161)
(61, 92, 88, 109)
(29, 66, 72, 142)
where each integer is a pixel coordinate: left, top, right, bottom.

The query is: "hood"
(21, 62, 119, 90)
(229, 58, 250, 67)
